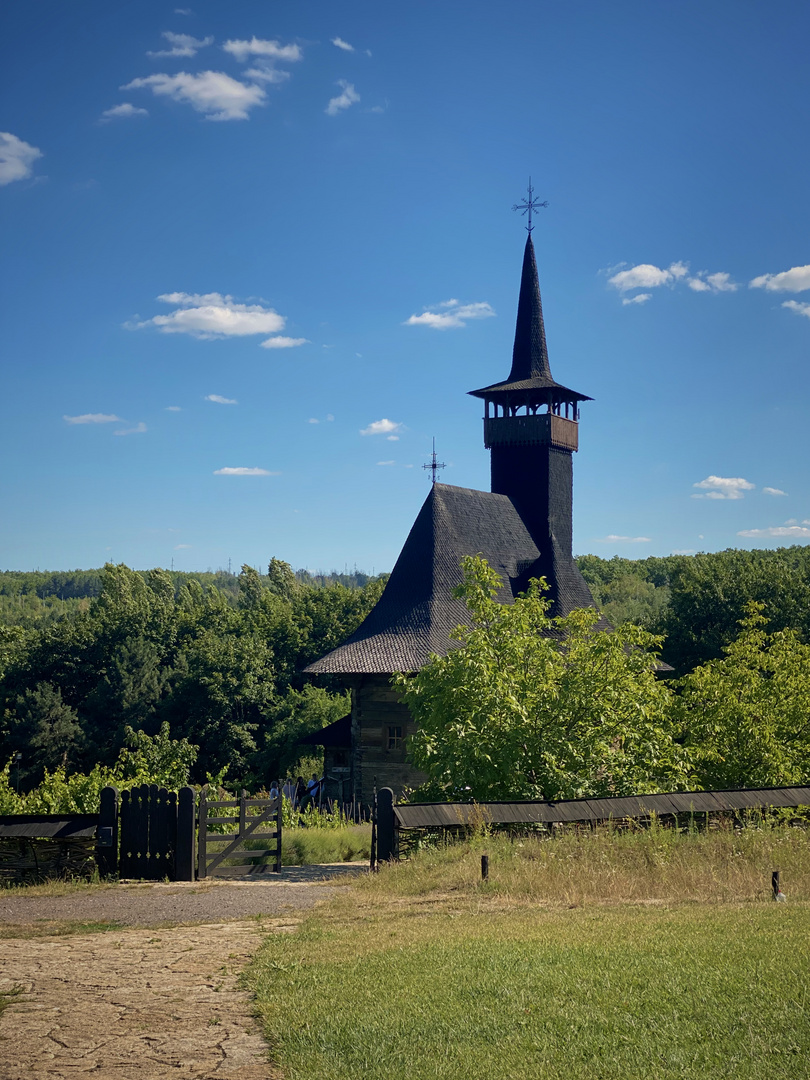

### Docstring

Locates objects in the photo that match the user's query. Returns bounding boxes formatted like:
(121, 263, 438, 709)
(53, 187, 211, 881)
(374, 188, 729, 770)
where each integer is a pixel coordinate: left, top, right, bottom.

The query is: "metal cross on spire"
(512, 177, 548, 233)
(422, 438, 447, 484)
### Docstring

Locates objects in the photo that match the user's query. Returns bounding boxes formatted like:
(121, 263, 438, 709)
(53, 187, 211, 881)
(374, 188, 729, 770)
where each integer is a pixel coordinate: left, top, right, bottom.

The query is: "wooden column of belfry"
(304, 188, 602, 805)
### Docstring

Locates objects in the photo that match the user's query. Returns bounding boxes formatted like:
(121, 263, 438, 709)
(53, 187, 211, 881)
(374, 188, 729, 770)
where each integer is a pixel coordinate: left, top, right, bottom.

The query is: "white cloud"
(361, 418, 403, 436)
(148, 31, 213, 58)
(260, 335, 309, 348)
(782, 300, 810, 319)
(688, 271, 737, 293)
(222, 37, 302, 62)
(205, 394, 237, 404)
(404, 299, 496, 330)
(593, 535, 652, 543)
(100, 103, 149, 121)
(326, 414, 334, 422)
(377, 460, 395, 466)
(332, 37, 355, 51)
(64, 413, 122, 425)
(114, 421, 147, 436)
(307, 418, 320, 424)
(622, 293, 651, 306)
(123, 71, 266, 121)
(174, 8, 193, 15)
(762, 487, 787, 496)
(165, 405, 182, 411)
(750, 265, 810, 293)
(738, 525, 810, 539)
(214, 466, 278, 476)
(608, 263, 678, 292)
(692, 475, 755, 500)
(325, 80, 360, 115)
(671, 549, 696, 555)
(387, 435, 399, 441)
(0, 132, 43, 186)
(174, 543, 192, 549)
(134, 292, 286, 338)
(243, 64, 290, 85)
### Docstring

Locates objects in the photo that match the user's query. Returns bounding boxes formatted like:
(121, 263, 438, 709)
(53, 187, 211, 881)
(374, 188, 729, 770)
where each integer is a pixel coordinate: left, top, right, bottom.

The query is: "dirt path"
(0, 868, 367, 1079)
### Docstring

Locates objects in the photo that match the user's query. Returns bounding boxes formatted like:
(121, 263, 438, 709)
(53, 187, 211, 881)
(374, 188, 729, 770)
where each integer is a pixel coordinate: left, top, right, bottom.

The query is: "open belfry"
(306, 196, 600, 802)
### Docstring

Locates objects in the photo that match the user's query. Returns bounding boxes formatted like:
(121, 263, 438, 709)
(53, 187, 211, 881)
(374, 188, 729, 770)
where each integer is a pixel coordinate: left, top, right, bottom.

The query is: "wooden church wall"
(350, 675, 427, 804)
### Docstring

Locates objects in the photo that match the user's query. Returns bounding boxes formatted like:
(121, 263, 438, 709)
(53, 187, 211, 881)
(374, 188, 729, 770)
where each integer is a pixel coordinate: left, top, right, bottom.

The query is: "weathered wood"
(96, 787, 118, 878)
(197, 787, 208, 879)
(198, 794, 282, 877)
(176, 786, 196, 882)
(0, 814, 98, 839)
(376, 787, 395, 863)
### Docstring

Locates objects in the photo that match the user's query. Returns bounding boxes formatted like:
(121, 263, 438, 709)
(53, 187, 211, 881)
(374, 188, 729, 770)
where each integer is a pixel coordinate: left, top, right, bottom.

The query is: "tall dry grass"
(360, 819, 810, 905)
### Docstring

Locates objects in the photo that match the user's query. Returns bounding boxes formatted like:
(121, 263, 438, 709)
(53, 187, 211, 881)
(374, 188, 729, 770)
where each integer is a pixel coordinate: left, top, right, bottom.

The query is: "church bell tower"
(468, 191, 592, 568)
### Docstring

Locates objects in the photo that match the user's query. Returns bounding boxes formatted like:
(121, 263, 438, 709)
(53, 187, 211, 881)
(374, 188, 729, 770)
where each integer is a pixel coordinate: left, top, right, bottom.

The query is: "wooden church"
(305, 225, 600, 804)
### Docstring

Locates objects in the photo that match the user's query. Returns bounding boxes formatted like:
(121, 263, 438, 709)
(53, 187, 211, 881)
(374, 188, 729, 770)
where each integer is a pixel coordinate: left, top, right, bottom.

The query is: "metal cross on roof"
(512, 177, 548, 233)
(422, 437, 447, 484)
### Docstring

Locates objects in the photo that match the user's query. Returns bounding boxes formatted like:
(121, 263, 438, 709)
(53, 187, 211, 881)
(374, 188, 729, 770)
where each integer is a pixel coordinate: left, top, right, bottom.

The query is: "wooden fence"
(198, 789, 282, 877)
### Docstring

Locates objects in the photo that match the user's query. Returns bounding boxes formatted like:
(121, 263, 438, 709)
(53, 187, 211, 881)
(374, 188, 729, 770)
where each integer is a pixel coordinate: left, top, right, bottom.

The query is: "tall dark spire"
(507, 234, 551, 384)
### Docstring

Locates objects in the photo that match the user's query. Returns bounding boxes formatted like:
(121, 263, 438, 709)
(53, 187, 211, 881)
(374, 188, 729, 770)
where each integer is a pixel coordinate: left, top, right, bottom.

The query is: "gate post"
(96, 786, 119, 878)
(376, 787, 395, 864)
(197, 786, 208, 879)
(176, 787, 196, 881)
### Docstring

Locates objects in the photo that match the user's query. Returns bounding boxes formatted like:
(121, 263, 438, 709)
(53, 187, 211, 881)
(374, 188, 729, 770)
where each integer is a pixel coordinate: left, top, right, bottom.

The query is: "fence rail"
(198, 789, 282, 877)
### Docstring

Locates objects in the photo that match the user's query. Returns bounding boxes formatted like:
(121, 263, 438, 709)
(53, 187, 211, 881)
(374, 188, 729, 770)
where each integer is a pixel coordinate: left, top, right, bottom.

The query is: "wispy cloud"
(404, 299, 495, 330)
(607, 260, 736, 304)
(361, 418, 403, 436)
(174, 8, 193, 15)
(749, 265, 810, 293)
(205, 394, 237, 405)
(377, 460, 395, 466)
(325, 80, 360, 115)
(114, 421, 147, 436)
(762, 486, 787, 496)
(131, 292, 286, 339)
(0, 132, 43, 186)
(242, 64, 291, 85)
(165, 405, 182, 412)
(174, 543, 192, 549)
(782, 300, 810, 319)
(593, 535, 652, 543)
(692, 475, 755, 500)
(259, 335, 309, 349)
(307, 418, 320, 424)
(63, 413, 122, 425)
(332, 37, 355, 52)
(213, 466, 279, 476)
(123, 71, 266, 121)
(148, 31, 213, 58)
(222, 37, 302, 62)
(738, 524, 810, 539)
(671, 548, 696, 555)
(100, 103, 149, 121)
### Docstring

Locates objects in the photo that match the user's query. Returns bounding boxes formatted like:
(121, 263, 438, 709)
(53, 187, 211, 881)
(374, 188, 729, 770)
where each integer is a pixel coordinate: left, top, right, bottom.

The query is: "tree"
(675, 603, 810, 789)
(396, 556, 686, 802)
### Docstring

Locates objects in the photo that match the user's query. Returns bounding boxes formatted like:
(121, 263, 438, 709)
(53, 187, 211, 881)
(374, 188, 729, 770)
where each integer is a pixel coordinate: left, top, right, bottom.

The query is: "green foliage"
(281, 824, 371, 865)
(398, 556, 687, 802)
(675, 603, 810, 789)
(0, 723, 200, 814)
(0, 560, 381, 788)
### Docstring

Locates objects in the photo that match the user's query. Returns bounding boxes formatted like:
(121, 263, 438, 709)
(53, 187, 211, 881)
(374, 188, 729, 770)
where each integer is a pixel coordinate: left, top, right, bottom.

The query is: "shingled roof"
(304, 482, 601, 676)
(469, 234, 592, 403)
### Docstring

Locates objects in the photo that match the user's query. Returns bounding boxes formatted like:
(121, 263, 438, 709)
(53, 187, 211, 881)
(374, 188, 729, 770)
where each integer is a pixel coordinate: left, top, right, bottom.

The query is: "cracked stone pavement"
(0, 920, 293, 1079)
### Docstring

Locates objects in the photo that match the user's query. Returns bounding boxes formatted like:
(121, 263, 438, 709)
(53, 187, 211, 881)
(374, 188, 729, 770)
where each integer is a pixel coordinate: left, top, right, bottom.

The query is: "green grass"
(281, 824, 370, 865)
(247, 827, 810, 1080)
(0, 984, 23, 1020)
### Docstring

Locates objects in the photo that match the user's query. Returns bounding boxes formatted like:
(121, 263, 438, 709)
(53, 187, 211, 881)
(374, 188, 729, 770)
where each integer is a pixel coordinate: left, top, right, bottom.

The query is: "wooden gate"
(120, 784, 177, 880)
(198, 789, 282, 877)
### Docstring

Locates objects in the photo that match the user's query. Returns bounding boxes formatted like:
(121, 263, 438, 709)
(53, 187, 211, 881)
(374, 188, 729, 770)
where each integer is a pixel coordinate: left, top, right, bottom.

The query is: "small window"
(387, 725, 404, 751)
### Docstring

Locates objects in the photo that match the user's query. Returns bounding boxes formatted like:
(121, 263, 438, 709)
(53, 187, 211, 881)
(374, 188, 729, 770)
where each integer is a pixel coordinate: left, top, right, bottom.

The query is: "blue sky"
(2, 0, 809, 573)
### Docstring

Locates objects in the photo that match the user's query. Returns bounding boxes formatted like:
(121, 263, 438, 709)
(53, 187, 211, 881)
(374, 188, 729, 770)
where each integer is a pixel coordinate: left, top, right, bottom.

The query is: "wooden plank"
(206, 848, 279, 860)
(0, 815, 99, 839)
(204, 830, 278, 842)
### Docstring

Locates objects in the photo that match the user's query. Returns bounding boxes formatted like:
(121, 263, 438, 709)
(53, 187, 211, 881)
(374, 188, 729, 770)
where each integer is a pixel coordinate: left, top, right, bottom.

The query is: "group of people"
(269, 774, 324, 812)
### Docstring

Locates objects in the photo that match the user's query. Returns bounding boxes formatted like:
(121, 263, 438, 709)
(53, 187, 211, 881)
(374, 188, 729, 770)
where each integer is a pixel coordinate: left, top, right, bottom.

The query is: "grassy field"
(247, 825, 810, 1080)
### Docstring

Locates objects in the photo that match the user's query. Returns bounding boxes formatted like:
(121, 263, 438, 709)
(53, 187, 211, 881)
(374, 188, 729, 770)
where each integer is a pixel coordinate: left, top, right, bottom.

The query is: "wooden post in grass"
(376, 787, 395, 864)
(481, 854, 489, 882)
(772, 870, 780, 898)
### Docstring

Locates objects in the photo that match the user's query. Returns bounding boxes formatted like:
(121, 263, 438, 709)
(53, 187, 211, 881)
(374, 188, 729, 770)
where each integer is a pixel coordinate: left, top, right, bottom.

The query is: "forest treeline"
(0, 560, 386, 790)
(2, 546, 810, 792)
